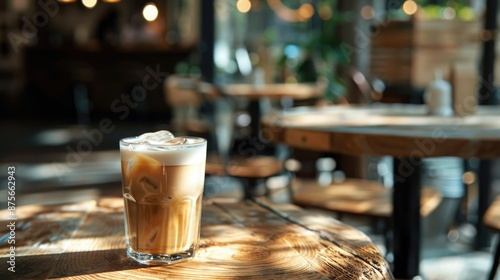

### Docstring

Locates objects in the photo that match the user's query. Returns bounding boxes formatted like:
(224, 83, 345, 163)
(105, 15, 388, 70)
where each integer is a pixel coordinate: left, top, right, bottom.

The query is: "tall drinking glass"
(119, 131, 206, 265)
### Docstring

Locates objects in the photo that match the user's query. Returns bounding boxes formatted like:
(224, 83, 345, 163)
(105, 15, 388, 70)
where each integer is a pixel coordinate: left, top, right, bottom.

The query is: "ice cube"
(121, 137, 149, 151)
(166, 137, 187, 145)
(138, 130, 175, 144)
(125, 153, 163, 199)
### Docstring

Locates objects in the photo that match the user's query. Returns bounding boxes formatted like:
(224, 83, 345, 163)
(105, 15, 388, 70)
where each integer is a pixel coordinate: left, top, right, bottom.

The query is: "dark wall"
(14, 46, 192, 124)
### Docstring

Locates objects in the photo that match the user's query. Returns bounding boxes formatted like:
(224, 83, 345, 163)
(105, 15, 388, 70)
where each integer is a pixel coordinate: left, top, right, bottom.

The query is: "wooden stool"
(292, 178, 442, 219)
(290, 177, 442, 258)
(206, 154, 284, 199)
(484, 195, 500, 280)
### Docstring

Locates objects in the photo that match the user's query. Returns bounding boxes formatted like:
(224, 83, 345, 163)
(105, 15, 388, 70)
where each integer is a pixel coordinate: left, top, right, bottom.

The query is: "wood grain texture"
(261, 104, 500, 158)
(370, 20, 481, 87)
(0, 198, 392, 280)
(0, 201, 96, 279)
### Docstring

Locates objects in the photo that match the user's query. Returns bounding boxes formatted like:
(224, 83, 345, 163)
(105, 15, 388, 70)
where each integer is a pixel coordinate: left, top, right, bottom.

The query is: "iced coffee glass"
(119, 130, 206, 265)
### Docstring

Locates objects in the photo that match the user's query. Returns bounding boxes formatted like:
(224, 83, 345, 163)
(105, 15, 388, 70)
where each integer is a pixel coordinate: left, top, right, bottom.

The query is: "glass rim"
(119, 136, 207, 149)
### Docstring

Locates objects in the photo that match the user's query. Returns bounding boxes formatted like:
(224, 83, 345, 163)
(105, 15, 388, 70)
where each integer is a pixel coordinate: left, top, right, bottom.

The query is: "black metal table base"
(393, 157, 421, 279)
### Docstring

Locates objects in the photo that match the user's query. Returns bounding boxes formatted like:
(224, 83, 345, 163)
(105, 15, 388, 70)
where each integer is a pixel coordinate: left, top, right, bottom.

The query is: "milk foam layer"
(120, 136, 206, 166)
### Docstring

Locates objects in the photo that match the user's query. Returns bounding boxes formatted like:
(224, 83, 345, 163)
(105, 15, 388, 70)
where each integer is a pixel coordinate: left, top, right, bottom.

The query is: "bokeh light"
(82, 0, 97, 9)
(462, 171, 476, 185)
(361, 5, 375, 20)
(442, 7, 456, 20)
(142, 3, 158, 22)
(297, 3, 314, 21)
(319, 4, 333, 20)
(237, 0, 251, 13)
(402, 0, 418, 15)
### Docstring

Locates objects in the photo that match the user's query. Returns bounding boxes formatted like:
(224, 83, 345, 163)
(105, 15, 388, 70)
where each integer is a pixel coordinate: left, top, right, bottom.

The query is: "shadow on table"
(0, 249, 141, 280)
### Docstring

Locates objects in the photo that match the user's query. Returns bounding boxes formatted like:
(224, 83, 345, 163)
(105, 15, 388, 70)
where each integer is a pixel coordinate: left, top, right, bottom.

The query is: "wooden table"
(219, 82, 325, 157)
(261, 103, 500, 279)
(0, 196, 392, 279)
(222, 82, 326, 101)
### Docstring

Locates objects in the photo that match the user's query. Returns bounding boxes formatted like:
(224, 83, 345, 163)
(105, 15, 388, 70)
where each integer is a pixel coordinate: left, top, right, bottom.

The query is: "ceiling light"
(143, 3, 159, 22)
(82, 0, 97, 9)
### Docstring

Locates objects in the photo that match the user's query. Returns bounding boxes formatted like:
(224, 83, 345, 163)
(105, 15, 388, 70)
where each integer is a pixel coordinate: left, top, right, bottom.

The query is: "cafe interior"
(1, 0, 500, 279)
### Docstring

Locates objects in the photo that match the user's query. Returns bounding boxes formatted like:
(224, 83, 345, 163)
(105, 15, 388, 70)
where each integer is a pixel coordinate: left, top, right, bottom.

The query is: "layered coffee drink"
(119, 131, 206, 264)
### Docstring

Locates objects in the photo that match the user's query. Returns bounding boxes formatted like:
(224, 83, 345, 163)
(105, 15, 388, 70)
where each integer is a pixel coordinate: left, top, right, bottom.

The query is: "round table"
(0, 195, 392, 279)
(261, 103, 500, 278)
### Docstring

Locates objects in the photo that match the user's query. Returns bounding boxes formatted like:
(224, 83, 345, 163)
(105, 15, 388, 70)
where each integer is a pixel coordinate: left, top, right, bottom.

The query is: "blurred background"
(1, 1, 499, 278)
(0, 0, 492, 123)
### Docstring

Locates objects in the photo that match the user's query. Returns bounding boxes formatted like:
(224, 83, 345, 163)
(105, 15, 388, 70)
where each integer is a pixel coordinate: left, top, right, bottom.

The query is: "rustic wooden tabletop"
(0, 196, 392, 279)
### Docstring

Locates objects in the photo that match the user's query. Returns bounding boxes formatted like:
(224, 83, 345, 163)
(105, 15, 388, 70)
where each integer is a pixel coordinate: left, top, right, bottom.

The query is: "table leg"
(393, 157, 421, 279)
(476, 159, 493, 249)
(214, 98, 235, 164)
(247, 99, 273, 156)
